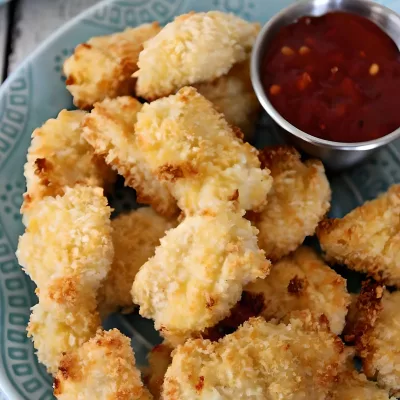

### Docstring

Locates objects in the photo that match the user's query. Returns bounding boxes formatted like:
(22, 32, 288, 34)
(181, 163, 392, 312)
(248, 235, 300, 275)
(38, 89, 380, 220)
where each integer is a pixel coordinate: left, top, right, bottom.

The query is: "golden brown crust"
(252, 146, 331, 262)
(64, 23, 161, 109)
(82, 96, 178, 217)
(135, 12, 259, 99)
(22, 110, 115, 212)
(245, 246, 351, 335)
(54, 329, 152, 399)
(317, 184, 400, 287)
(134, 86, 272, 215)
(163, 315, 349, 399)
(98, 208, 177, 317)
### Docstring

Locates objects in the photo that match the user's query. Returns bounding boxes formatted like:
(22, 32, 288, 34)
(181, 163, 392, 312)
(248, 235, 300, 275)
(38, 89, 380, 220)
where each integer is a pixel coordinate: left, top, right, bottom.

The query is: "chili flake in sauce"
(263, 12, 400, 143)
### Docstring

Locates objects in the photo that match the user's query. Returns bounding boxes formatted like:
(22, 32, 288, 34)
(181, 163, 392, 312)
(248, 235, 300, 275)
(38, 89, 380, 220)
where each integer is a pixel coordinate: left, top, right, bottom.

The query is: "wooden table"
(0, 0, 100, 83)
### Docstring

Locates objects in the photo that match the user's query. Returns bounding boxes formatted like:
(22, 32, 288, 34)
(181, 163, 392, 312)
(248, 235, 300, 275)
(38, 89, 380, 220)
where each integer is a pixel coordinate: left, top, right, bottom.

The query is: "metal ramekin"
(251, 0, 400, 170)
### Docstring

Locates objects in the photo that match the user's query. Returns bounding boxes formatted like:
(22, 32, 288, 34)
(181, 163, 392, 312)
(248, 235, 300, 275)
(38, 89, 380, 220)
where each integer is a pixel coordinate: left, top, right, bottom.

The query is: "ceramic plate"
(0, 0, 400, 399)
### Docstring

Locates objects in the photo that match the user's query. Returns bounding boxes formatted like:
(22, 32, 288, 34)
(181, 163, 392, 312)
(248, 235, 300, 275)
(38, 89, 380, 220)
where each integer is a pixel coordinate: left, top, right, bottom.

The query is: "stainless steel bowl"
(251, 0, 400, 170)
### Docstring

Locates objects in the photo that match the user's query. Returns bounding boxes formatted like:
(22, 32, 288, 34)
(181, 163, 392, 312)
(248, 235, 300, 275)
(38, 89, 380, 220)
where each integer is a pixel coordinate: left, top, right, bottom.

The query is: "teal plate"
(0, 0, 400, 399)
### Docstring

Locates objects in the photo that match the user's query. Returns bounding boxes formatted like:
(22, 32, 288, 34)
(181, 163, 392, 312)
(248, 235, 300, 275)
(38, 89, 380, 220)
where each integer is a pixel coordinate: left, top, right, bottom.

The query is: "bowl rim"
(251, 0, 400, 151)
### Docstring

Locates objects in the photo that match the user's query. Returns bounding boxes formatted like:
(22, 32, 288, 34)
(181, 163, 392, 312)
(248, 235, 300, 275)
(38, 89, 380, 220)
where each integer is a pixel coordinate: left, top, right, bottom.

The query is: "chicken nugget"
(135, 11, 259, 100)
(22, 110, 114, 212)
(163, 313, 349, 399)
(28, 282, 101, 375)
(195, 60, 260, 139)
(332, 363, 392, 400)
(82, 96, 178, 217)
(317, 184, 400, 287)
(248, 146, 331, 262)
(345, 281, 400, 396)
(145, 344, 173, 399)
(17, 186, 113, 290)
(132, 210, 270, 346)
(135, 87, 272, 215)
(54, 329, 152, 400)
(245, 246, 351, 334)
(64, 22, 161, 109)
(99, 208, 177, 316)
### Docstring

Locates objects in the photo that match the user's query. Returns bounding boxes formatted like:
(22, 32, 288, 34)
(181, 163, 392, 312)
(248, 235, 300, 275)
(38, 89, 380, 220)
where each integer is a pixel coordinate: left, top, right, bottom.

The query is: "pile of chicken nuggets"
(15, 10, 400, 400)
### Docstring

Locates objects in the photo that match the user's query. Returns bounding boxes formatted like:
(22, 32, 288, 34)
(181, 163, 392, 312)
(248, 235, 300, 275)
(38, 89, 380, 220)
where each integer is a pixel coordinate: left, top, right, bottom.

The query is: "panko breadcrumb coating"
(64, 23, 161, 109)
(132, 211, 270, 346)
(54, 329, 152, 400)
(145, 344, 173, 399)
(195, 60, 260, 139)
(17, 186, 113, 290)
(345, 281, 400, 396)
(17, 186, 113, 373)
(163, 314, 349, 399)
(245, 246, 351, 334)
(28, 285, 100, 375)
(135, 11, 259, 100)
(135, 87, 272, 215)
(248, 146, 331, 262)
(332, 364, 393, 400)
(317, 184, 400, 287)
(82, 96, 178, 217)
(99, 208, 176, 316)
(22, 110, 114, 212)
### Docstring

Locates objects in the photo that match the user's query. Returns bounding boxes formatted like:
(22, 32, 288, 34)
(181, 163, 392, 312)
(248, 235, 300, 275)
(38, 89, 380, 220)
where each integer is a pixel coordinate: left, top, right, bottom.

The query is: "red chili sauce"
(262, 12, 400, 143)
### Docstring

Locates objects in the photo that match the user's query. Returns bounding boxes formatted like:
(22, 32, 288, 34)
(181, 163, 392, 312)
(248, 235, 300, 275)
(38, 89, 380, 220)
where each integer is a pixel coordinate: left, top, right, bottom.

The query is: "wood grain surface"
(1, 0, 99, 80)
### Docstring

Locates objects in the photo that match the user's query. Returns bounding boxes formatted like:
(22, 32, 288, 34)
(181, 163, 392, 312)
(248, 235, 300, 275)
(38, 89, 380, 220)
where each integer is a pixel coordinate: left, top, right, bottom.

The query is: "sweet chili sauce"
(262, 12, 400, 143)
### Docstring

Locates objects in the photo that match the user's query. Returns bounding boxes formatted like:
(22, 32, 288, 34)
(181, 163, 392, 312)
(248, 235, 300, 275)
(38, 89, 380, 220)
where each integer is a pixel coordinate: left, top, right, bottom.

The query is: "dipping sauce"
(262, 12, 400, 143)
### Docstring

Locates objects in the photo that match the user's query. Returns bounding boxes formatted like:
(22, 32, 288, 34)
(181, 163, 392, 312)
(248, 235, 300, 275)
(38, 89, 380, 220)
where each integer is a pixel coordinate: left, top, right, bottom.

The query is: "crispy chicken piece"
(145, 344, 173, 400)
(332, 363, 393, 400)
(135, 12, 259, 100)
(248, 146, 331, 262)
(82, 96, 178, 217)
(17, 186, 113, 290)
(163, 313, 349, 400)
(345, 281, 400, 396)
(98, 208, 177, 316)
(132, 211, 270, 346)
(195, 60, 260, 139)
(317, 184, 400, 287)
(64, 23, 161, 109)
(135, 87, 272, 215)
(54, 329, 152, 400)
(17, 186, 113, 374)
(22, 110, 114, 212)
(245, 246, 351, 334)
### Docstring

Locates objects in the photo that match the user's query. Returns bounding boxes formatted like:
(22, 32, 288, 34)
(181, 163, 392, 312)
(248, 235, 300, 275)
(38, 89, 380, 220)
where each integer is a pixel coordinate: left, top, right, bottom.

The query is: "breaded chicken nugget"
(22, 110, 114, 212)
(132, 211, 270, 346)
(16, 186, 113, 373)
(17, 186, 113, 290)
(82, 96, 178, 217)
(135, 12, 259, 100)
(145, 344, 173, 399)
(332, 364, 393, 400)
(135, 87, 272, 215)
(245, 246, 351, 334)
(317, 184, 400, 287)
(195, 60, 260, 139)
(54, 329, 152, 400)
(99, 208, 176, 316)
(345, 281, 400, 396)
(28, 284, 100, 375)
(64, 23, 161, 109)
(248, 146, 331, 262)
(163, 314, 349, 400)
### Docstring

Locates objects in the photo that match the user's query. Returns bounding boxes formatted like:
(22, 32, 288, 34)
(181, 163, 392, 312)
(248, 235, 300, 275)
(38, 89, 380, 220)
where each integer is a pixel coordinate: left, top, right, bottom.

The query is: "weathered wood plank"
(0, 3, 9, 82)
(8, 0, 99, 73)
